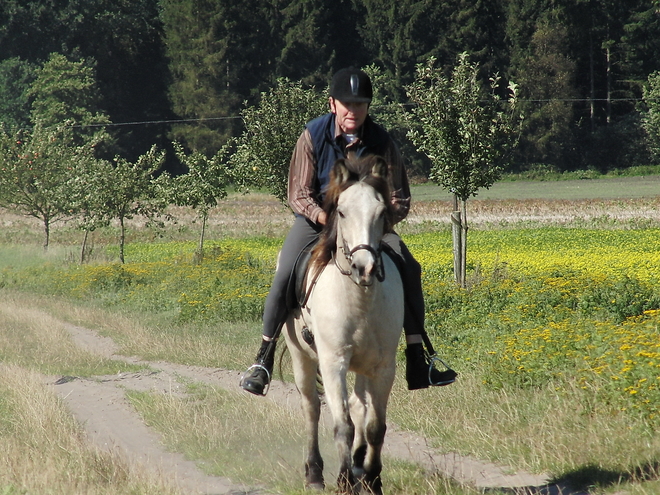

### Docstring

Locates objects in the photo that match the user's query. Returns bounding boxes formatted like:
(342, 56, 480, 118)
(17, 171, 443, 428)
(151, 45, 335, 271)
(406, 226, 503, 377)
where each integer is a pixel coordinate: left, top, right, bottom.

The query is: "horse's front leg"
(318, 356, 355, 494)
(359, 369, 395, 495)
(299, 361, 324, 490)
(285, 323, 324, 490)
(349, 376, 368, 479)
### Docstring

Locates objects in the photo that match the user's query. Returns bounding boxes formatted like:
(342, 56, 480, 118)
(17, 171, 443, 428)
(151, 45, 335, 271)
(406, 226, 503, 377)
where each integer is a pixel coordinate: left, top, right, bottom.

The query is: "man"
(241, 67, 456, 396)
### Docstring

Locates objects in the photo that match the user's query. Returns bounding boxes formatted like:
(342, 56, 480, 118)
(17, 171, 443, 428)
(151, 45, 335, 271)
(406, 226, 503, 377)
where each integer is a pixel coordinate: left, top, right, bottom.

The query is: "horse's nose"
(352, 258, 375, 286)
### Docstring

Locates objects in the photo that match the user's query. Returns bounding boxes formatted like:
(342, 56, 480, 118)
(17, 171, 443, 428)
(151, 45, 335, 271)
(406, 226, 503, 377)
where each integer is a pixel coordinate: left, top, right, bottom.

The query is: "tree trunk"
(43, 218, 50, 252)
(119, 217, 126, 264)
(450, 194, 467, 288)
(460, 198, 469, 288)
(451, 209, 462, 285)
(606, 41, 612, 125)
(194, 212, 208, 264)
(80, 230, 89, 264)
(589, 15, 596, 133)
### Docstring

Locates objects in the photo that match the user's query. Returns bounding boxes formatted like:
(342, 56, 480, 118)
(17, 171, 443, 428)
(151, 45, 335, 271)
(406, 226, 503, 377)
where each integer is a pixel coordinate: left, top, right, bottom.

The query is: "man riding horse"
(241, 67, 456, 395)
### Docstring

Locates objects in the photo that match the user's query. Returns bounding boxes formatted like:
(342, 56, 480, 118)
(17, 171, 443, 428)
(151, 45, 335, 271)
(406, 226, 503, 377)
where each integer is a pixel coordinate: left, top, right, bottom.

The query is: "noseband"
(335, 238, 385, 283)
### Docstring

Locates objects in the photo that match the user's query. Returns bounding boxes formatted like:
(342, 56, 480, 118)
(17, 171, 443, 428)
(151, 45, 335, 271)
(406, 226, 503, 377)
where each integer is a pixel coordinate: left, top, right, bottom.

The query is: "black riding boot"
(405, 343, 457, 390)
(241, 339, 276, 396)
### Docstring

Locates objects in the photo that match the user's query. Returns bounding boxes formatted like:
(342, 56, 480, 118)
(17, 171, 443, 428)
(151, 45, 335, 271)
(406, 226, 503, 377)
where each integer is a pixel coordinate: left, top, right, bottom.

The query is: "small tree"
(642, 71, 660, 163)
(406, 53, 521, 287)
(96, 146, 168, 263)
(0, 124, 102, 249)
(0, 53, 112, 250)
(170, 142, 232, 261)
(230, 77, 327, 203)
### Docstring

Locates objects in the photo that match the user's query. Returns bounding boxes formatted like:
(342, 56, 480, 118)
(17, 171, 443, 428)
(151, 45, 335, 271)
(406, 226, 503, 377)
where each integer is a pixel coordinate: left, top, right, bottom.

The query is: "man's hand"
(317, 211, 327, 226)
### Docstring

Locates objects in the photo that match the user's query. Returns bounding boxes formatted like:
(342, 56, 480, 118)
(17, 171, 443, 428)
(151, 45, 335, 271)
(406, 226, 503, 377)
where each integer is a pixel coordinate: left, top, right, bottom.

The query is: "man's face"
(329, 98, 369, 134)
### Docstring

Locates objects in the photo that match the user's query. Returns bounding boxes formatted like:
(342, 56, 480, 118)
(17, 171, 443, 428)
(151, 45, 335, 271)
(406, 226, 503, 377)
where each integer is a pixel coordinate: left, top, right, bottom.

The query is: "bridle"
(334, 237, 385, 283)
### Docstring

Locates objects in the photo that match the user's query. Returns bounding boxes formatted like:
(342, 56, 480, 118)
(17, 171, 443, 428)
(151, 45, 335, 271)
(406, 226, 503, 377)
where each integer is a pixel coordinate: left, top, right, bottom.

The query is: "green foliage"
(510, 11, 577, 168)
(642, 70, 660, 163)
(170, 142, 232, 255)
(230, 78, 327, 203)
(99, 146, 168, 263)
(0, 58, 36, 131)
(406, 53, 521, 201)
(170, 142, 231, 214)
(161, 0, 280, 155)
(0, 124, 105, 249)
(3, 228, 660, 425)
(27, 53, 110, 145)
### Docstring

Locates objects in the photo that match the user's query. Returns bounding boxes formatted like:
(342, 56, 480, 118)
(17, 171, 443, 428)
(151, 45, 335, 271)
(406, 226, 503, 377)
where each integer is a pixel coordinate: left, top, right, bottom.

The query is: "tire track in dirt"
(52, 321, 589, 495)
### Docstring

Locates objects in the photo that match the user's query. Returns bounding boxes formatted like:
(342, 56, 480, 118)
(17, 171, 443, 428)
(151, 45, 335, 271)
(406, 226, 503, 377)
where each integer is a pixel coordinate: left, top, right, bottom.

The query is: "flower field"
(2, 227, 659, 424)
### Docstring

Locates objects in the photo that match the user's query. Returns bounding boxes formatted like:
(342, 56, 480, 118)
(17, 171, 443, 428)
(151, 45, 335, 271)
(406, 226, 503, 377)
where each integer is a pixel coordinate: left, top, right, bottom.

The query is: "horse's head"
(315, 154, 393, 287)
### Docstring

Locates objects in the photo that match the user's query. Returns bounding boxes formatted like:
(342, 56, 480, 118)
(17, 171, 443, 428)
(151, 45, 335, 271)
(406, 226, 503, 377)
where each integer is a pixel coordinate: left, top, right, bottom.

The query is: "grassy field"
(412, 174, 660, 201)
(1, 177, 660, 494)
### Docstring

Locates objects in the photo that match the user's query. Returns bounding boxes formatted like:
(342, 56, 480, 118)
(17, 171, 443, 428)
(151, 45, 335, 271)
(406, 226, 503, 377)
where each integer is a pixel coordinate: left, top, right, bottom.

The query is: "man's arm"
(287, 129, 325, 224)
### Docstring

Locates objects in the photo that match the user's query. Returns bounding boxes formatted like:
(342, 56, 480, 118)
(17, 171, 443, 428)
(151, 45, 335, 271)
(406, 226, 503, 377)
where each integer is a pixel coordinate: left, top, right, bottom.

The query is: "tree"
(170, 142, 232, 260)
(642, 70, 660, 164)
(0, 124, 101, 249)
(0, 57, 37, 131)
(97, 146, 168, 263)
(0, 53, 112, 250)
(161, 0, 281, 156)
(406, 53, 521, 287)
(26, 53, 111, 146)
(0, 0, 172, 162)
(230, 78, 327, 203)
(510, 10, 577, 168)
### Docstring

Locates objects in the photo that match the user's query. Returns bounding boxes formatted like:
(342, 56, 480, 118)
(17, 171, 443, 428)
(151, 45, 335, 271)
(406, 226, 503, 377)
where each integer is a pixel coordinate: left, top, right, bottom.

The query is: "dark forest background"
(1, 0, 660, 175)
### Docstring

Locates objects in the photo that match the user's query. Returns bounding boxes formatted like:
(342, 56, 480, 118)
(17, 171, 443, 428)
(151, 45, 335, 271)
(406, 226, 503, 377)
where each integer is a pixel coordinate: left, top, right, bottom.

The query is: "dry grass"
(388, 372, 660, 479)
(0, 364, 180, 495)
(0, 293, 143, 377)
(403, 197, 660, 233)
(3, 193, 659, 253)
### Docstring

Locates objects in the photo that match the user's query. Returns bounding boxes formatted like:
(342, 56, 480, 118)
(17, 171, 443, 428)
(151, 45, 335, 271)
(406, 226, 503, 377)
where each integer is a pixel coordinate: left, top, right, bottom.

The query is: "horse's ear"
(370, 156, 388, 179)
(332, 159, 351, 185)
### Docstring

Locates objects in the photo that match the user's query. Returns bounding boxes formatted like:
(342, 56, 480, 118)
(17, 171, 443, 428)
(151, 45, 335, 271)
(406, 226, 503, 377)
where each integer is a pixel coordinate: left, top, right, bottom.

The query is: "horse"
(283, 154, 404, 494)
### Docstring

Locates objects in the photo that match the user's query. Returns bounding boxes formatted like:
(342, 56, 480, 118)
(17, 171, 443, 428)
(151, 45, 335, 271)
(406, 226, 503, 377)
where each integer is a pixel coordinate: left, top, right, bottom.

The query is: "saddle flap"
(286, 239, 317, 310)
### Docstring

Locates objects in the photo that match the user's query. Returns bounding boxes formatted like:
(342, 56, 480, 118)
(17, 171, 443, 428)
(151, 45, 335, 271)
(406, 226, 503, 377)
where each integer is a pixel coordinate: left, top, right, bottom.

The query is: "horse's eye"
(337, 209, 346, 219)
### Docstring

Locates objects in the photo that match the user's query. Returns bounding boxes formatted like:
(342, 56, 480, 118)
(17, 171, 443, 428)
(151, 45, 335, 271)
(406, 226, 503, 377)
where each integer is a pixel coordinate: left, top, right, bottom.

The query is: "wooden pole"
(461, 198, 469, 288)
(451, 193, 462, 286)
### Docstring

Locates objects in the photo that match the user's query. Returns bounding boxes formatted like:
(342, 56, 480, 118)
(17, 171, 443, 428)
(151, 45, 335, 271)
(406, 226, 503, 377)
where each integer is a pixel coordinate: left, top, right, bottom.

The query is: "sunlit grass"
(0, 364, 180, 495)
(2, 225, 660, 492)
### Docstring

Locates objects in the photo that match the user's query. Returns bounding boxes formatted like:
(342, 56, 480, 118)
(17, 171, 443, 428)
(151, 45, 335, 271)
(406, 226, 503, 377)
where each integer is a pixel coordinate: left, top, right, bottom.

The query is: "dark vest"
(305, 113, 390, 201)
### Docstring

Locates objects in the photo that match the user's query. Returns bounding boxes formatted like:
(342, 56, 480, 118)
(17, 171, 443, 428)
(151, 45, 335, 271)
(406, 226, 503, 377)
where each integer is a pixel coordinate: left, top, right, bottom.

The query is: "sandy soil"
(47, 319, 590, 495)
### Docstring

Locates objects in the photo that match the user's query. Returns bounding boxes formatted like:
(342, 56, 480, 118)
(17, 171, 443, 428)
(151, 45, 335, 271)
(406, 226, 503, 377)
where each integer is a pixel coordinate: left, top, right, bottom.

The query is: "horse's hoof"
(306, 481, 325, 491)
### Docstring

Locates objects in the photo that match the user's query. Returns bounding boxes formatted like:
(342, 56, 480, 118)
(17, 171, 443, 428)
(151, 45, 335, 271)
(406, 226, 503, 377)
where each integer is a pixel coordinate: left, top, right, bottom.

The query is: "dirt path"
(50, 321, 588, 495)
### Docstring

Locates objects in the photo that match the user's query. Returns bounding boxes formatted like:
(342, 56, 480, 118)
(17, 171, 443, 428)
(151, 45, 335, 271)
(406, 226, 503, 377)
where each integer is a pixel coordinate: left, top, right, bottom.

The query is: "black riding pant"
(261, 215, 426, 340)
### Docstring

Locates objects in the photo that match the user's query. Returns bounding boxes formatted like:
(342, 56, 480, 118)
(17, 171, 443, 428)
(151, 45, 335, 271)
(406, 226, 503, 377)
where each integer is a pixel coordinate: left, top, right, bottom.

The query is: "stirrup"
(429, 354, 457, 386)
(240, 364, 272, 396)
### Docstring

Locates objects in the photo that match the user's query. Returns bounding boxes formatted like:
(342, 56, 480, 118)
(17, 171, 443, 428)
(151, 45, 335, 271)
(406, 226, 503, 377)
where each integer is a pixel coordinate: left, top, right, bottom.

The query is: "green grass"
(127, 383, 481, 495)
(411, 173, 660, 201)
(3, 229, 660, 426)
(2, 198, 660, 493)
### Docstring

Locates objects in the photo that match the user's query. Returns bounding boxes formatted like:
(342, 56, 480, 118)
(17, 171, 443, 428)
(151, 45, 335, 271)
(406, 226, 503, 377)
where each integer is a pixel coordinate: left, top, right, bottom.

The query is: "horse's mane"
(310, 154, 394, 272)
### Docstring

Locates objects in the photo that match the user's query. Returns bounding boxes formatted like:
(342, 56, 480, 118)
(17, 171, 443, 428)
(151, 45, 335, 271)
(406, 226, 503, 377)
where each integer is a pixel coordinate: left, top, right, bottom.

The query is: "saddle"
(285, 238, 319, 312)
(285, 240, 400, 312)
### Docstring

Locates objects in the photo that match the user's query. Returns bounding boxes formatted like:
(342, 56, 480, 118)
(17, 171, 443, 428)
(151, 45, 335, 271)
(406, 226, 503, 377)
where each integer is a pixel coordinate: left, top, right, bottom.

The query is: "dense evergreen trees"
(1, 0, 659, 172)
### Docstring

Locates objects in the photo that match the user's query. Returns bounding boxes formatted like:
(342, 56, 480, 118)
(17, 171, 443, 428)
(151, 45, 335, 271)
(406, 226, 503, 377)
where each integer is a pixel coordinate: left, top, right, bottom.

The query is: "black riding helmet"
(329, 67, 373, 103)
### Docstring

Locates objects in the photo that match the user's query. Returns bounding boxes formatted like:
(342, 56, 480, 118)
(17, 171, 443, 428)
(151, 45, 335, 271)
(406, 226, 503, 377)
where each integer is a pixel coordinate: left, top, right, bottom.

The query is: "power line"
(63, 96, 658, 130)
(71, 115, 243, 129)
